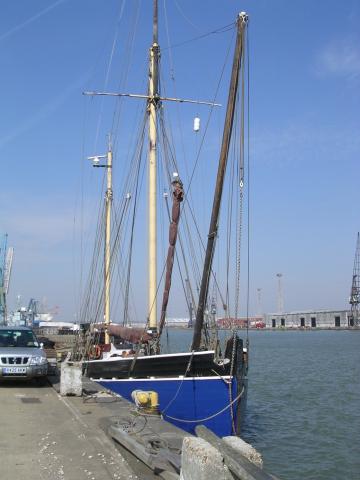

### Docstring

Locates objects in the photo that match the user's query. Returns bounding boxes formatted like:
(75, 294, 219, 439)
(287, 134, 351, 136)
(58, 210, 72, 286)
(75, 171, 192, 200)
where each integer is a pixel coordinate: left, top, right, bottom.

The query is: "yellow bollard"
(131, 390, 159, 414)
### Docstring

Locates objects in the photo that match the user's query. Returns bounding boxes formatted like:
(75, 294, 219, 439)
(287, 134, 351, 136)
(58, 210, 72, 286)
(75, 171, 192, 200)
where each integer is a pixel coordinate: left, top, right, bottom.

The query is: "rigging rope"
(158, 16, 238, 328)
(173, 0, 202, 32)
(78, 7, 252, 362)
(111, 0, 142, 152)
(246, 29, 251, 344)
(162, 22, 235, 51)
(78, 1, 142, 338)
(184, 29, 234, 202)
(122, 126, 145, 326)
(164, 386, 245, 424)
(94, 0, 127, 152)
(235, 76, 244, 321)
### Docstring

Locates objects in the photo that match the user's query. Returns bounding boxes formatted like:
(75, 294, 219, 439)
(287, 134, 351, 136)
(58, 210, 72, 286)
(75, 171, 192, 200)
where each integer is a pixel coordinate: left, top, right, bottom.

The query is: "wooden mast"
(87, 138, 113, 345)
(191, 12, 248, 351)
(81, 1, 222, 340)
(148, 0, 160, 331)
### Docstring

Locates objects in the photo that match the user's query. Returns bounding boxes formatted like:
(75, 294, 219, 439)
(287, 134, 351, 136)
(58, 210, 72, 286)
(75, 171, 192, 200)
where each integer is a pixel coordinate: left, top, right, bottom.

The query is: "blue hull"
(96, 375, 244, 437)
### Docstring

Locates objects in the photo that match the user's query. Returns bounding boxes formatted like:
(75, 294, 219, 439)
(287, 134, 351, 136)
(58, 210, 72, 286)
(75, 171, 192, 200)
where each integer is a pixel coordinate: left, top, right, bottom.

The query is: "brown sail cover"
(158, 178, 184, 336)
(93, 324, 152, 343)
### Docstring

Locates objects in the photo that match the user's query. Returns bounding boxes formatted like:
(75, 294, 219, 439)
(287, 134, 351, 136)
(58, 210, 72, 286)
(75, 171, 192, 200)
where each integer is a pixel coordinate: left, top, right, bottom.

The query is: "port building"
(264, 310, 349, 329)
(165, 317, 190, 328)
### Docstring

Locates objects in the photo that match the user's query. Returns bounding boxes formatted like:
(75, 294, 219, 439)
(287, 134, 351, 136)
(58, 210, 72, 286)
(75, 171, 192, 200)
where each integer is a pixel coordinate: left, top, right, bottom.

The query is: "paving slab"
(0, 379, 135, 480)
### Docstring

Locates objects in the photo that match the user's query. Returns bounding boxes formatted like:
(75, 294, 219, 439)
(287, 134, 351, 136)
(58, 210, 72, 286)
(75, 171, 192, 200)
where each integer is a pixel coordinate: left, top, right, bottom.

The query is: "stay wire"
(246, 28, 251, 344)
(158, 111, 202, 291)
(162, 22, 235, 51)
(93, 0, 127, 152)
(173, 0, 202, 32)
(159, 109, 227, 309)
(160, 122, 197, 318)
(111, 0, 142, 151)
(122, 137, 143, 326)
(161, 11, 236, 312)
(111, 115, 147, 324)
(184, 28, 235, 204)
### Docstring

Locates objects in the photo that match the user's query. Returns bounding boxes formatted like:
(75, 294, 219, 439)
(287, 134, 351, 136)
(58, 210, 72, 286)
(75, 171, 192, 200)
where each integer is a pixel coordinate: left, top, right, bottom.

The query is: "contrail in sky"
(0, 0, 68, 42)
(0, 72, 89, 150)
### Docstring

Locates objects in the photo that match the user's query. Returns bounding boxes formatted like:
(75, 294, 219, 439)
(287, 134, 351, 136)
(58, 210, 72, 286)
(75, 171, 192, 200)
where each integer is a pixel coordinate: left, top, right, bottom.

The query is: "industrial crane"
(0, 234, 14, 325)
(349, 232, 360, 327)
(26, 298, 41, 326)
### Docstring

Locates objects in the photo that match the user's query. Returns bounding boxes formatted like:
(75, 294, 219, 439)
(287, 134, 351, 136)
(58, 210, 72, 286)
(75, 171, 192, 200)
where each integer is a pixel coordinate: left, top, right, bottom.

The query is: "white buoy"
(193, 117, 200, 132)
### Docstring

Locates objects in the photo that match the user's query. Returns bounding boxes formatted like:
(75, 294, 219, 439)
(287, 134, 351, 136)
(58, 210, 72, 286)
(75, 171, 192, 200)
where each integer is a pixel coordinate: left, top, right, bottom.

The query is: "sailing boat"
(79, 3, 249, 437)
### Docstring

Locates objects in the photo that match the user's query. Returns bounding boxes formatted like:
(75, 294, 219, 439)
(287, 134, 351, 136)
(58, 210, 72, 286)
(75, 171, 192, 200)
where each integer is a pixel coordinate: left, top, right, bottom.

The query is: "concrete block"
(180, 436, 231, 480)
(60, 361, 82, 396)
(223, 436, 263, 468)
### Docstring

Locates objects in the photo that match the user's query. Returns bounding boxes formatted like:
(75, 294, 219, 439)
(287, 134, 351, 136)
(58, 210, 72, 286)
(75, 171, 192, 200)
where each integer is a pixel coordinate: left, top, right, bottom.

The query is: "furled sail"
(158, 177, 184, 337)
(93, 324, 152, 343)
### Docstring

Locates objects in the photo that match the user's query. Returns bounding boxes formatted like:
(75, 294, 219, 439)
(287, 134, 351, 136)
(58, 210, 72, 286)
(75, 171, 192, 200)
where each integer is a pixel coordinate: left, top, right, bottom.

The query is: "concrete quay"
(0, 378, 137, 480)
(1, 370, 274, 480)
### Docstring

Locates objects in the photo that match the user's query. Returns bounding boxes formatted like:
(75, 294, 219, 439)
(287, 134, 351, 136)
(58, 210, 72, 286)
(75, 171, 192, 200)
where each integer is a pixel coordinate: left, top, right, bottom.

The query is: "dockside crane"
(26, 298, 40, 326)
(349, 232, 360, 327)
(0, 234, 14, 325)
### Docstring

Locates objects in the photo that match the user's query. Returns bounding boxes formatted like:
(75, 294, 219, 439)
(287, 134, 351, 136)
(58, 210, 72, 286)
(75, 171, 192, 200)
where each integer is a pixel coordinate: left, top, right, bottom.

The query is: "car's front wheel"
(35, 377, 48, 387)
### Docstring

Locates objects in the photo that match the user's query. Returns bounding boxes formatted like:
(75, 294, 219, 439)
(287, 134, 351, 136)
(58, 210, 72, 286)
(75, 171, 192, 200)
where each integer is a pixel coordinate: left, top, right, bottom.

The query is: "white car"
(0, 326, 48, 383)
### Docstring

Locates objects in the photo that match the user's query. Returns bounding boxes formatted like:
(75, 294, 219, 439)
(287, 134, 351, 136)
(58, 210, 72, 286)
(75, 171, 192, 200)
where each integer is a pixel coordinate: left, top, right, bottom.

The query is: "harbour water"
(162, 329, 360, 480)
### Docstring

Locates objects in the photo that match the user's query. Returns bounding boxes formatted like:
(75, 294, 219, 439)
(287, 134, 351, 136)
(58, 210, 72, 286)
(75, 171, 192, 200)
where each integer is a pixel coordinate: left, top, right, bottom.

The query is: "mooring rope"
(162, 385, 244, 424)
(160, 352, 195, 414)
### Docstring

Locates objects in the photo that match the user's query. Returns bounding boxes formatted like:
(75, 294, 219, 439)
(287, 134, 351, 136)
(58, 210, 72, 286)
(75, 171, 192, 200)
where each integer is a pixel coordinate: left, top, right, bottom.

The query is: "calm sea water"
(162, 329, 360, 480)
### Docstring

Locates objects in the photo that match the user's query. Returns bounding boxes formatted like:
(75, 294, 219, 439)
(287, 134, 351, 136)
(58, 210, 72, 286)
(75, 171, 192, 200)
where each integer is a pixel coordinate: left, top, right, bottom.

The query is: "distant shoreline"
(165, 326, 359, 331)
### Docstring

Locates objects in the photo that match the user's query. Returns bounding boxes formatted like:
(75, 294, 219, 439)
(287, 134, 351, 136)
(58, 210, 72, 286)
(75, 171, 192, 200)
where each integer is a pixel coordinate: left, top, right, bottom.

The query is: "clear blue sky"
(1, 0, 359, 321)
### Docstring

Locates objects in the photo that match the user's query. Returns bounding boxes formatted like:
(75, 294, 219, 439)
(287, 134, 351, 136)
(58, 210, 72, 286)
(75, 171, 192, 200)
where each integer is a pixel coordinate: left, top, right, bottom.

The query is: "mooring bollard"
(185, 425, 278, 480)
(222, 436, 263, 468)
(60, 361, 82, 396)
(180, 436, 232, 480)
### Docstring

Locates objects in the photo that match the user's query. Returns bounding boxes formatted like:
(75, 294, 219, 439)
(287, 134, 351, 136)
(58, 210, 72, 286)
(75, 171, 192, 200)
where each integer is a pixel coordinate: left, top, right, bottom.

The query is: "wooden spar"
(148, 0, 160, 331)
(191, 13, 248, 351)
(83, 91, 221, 107)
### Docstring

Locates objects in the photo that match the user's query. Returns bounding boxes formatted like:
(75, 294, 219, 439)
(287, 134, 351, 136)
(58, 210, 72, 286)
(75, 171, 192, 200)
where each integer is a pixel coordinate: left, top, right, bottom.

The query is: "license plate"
(3, 367, 27, 374)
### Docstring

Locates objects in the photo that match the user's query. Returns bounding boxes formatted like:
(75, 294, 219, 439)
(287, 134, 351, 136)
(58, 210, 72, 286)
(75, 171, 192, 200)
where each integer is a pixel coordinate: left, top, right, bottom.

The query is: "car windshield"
(0, 330, 39, 348)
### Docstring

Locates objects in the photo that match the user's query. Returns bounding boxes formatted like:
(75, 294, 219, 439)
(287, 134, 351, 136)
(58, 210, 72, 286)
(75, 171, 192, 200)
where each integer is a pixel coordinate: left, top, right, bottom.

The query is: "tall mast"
(191, 13, 248, 351)
(148, 0, 160, 331)
(87, 139, 113, 344)
(82, 0, 221, 336)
